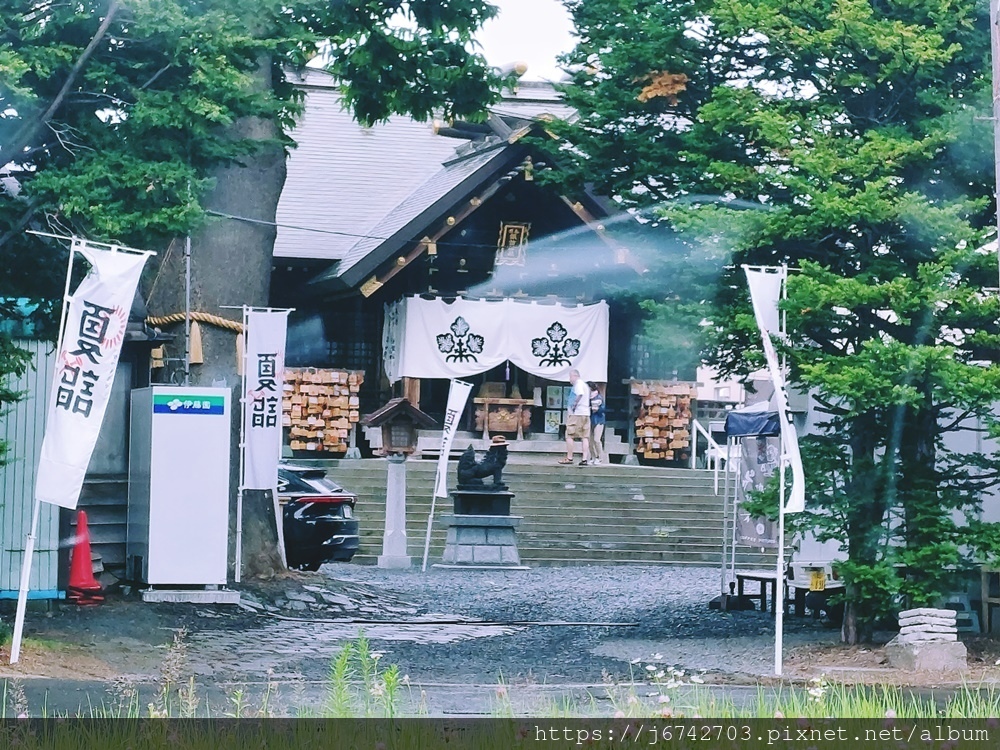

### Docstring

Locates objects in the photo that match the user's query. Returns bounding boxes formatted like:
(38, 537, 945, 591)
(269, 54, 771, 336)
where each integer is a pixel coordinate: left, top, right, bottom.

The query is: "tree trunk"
(842, 411, 884, 644)
(842, 594, 859, 645)
(146, 54, 287, 581)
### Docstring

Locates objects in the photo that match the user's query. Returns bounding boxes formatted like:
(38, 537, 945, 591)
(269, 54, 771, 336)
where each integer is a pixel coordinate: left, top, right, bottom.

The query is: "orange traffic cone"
(67, 510, 103, 606)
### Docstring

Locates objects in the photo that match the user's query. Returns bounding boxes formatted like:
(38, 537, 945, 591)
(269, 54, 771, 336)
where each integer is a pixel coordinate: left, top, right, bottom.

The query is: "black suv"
(278, 463, 360, 571)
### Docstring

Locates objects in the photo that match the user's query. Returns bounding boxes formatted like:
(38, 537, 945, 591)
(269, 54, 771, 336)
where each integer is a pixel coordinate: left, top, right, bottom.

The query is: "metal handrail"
(691, 419, 728, 494)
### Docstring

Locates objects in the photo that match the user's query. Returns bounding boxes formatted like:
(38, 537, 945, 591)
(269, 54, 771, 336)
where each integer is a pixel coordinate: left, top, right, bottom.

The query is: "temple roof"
(273, 70, 578, 290)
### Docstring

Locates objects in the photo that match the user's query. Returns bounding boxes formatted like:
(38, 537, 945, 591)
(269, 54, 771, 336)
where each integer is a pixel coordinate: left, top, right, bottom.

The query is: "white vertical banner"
(13, 236, 152, 666)
(433, 379, 474, 498)
(744, 266, 804, 513)
(35, 243, 149, 509)
(422, 378, 473, 572)
(242, 310, 289, 490)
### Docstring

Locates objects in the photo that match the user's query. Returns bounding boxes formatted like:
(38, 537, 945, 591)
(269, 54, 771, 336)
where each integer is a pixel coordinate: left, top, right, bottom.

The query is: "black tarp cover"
(724, 402, 781, 438)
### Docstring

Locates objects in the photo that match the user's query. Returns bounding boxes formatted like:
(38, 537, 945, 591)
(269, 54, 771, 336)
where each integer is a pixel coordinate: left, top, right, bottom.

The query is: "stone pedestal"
(435, 488, 528, 570)
(377, 454, 412, 569)
(452, 489, 513, 515)
(885, 636, 967, 672)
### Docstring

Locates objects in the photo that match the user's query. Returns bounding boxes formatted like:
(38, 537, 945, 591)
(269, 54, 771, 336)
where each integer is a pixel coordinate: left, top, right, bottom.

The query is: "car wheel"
(295, 561, 322, 572)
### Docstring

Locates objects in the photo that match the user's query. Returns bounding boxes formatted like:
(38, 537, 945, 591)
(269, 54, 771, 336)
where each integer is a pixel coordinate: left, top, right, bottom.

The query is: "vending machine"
(127, 386, 231, 586)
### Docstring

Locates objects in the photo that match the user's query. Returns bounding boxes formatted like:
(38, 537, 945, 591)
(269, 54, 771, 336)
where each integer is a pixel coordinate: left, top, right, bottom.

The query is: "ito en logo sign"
(153, 394, 226, 415)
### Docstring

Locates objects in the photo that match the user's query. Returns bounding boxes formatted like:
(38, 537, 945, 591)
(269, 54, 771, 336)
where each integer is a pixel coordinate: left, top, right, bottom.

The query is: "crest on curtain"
(383, 297, 609, 382)
(436, 316, 485, 362)
(531, 322, 581, 367)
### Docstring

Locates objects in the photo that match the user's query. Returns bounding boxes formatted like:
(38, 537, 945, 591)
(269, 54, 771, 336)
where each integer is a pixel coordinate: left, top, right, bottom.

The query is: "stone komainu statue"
(456, 436, 509, 489)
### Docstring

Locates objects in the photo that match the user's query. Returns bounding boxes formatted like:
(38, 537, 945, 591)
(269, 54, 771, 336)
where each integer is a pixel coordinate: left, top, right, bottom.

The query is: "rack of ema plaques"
(127, 387, 238, 604)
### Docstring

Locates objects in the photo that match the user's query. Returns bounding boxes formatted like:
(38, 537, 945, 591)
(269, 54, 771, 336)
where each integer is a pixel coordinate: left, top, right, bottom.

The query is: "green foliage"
(548, 0, 1000, 638)
(835, 560, 902, 626)
(0, 0, 503, 304)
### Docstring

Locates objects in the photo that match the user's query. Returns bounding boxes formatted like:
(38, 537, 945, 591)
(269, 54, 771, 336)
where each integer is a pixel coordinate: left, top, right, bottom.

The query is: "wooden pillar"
(402, 377, 421, 406)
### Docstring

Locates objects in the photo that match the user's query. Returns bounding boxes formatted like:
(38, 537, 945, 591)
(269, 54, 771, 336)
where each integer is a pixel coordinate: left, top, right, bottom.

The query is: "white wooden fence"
(0, 340, 62, 598)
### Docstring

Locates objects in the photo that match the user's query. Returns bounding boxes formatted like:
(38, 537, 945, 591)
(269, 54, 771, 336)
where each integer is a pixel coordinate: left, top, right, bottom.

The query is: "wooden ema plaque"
(283, 368, 364, 454)
(629, 380, 697, 462)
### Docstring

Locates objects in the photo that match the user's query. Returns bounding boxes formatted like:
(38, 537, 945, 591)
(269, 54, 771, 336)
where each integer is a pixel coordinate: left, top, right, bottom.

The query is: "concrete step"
(511, 547, 772, 564)
(334, 457, 745, 566)
(355, 505, 729, 521)
(352, 550, 773, 567)
(356, 508, 722, 539)
(311, 458, 716, 480)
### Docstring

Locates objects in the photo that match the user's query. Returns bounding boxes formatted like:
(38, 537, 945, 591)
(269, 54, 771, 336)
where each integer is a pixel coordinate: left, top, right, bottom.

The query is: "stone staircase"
(302, 458, 776, 568)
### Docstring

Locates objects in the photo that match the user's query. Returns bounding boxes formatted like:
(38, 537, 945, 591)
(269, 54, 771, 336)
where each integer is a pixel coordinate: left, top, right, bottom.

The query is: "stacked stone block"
(886, 607, 966, 672)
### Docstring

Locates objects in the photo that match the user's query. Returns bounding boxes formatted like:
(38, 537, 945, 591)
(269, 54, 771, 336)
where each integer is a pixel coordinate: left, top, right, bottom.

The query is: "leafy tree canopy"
(546, 0, 1000, 640)
(0, 0, 503, 320)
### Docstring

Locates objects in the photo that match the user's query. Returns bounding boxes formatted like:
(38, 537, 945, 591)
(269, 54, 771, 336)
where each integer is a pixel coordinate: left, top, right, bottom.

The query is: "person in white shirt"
(559, 369, 591, 466)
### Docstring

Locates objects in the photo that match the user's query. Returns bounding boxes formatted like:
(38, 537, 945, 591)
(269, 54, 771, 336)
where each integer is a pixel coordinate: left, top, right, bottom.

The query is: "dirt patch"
(0, 638, 117, 681)
(784, 636, 1000, 686)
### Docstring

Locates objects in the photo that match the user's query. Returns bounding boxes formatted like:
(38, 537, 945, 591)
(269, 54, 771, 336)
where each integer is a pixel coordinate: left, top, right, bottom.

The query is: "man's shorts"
(566, 414, 590, 438)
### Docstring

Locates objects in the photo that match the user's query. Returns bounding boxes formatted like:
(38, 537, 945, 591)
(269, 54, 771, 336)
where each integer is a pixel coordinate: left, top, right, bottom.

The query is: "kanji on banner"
(35, 243, 149, 509)
(243, 310, 289, 490)
(433, 379, 474, 499)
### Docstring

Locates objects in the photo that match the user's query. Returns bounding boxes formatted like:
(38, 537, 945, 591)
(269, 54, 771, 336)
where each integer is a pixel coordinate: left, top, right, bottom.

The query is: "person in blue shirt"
(588, 383, 606, 465)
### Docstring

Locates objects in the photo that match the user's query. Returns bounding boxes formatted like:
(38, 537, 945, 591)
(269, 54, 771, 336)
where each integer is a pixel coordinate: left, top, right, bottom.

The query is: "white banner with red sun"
(35, 242, 149, 509)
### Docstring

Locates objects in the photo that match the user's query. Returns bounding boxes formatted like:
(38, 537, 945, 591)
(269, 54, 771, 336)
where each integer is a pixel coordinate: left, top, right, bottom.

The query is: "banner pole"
(421, 487, 438, 573)
(775, 263, 788, 677)
(235, 305, 248, 583)
(11, 239, 78, 665)
(776, 444, 786, 677)
(10, 499, 41, 664)
(729, 438, 739, 583)
(184, 235, 191, 386)
(720, 436, 730, 597)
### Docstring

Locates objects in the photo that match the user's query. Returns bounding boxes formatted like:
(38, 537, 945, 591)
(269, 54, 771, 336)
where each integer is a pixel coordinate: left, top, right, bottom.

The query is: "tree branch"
(0, 198, 40, 252)
(140, 63, 173, 91)
(939, 410, 975, 433)
(2, 0, 121, 161)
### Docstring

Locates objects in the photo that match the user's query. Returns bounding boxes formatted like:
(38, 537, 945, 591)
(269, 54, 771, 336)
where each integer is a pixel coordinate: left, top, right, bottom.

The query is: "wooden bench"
(735, 569, 781, 614)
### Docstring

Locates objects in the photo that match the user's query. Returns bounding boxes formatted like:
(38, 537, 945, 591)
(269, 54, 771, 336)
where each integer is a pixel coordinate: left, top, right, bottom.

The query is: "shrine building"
(269, 69, 697, 462)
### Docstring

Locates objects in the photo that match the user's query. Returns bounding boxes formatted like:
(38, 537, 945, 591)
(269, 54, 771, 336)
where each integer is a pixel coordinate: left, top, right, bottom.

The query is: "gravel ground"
(10, 563, 838, 694)
(282, 563, 841, 684)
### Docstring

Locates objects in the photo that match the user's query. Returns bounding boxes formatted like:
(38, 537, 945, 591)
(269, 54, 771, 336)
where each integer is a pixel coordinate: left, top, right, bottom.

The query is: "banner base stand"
(141, 588, 241, 605)
(433, 564, 531, 571)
